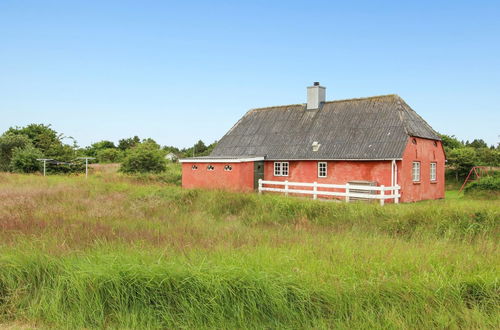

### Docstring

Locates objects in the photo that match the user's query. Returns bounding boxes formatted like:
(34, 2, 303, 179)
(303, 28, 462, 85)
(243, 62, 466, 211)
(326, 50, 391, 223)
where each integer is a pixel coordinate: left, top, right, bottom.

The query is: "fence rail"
(258, 179, 400, 205)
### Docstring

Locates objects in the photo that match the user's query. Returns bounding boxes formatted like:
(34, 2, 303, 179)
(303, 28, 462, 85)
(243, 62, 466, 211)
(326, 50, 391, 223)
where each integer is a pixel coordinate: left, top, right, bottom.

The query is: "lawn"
(0, 172, 498, 328)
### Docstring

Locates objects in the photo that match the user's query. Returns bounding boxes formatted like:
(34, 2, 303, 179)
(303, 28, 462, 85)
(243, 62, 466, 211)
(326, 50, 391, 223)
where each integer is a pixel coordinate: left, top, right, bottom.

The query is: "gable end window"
(318, 162, 327, 178)
(430, 162, 437, 181)
(412, 161, 420, 182)
(274, 162, 289, 176)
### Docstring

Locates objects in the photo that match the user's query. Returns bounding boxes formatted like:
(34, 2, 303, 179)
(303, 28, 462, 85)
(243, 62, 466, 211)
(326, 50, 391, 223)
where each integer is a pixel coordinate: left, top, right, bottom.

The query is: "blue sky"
(1, 0, 499, 148)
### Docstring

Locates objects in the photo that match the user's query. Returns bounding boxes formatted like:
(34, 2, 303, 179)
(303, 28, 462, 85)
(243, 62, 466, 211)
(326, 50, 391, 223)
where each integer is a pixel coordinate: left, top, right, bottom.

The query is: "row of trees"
(441, 135, 500, 180)
(1, 124, 497, 176)
(0, 124, 217, 174)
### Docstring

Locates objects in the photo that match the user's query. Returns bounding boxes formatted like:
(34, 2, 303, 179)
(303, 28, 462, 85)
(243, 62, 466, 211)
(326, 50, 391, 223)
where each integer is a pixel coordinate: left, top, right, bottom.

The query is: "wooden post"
(395, 185, 399, 204)
(345, 183, 350, 203)
(313, 182, 317, 200)
(284, 180, 289, 196)
(380, 185, 385, 206)
(258, 179, 262, 194)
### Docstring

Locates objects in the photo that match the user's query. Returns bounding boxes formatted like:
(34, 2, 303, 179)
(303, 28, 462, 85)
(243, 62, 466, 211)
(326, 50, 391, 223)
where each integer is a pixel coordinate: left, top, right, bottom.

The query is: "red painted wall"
(398, 137, 446, 202)
(263, 160, 393, 186)
(181, 161, 255, 191)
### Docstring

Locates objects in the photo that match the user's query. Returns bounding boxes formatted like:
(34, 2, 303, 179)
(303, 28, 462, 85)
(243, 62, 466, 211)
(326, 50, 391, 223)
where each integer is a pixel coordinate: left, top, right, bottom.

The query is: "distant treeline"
(440, 134, 500, 180)
(0, 123, 216, 174)
(0, 124, 498, 176)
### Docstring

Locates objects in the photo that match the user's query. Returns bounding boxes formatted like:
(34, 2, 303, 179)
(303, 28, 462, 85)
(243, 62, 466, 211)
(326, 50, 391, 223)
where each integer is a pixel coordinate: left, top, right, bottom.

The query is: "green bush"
(0, 133, 32, 171)
(9, 146, 44, 173)
(120, 144, 166, 174)
(464, 176, 500, 198)
(96, 148, 123, 163)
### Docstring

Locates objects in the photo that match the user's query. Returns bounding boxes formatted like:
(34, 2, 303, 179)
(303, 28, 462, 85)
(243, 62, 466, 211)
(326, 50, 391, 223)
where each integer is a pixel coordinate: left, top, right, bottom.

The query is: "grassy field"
(0, 171, 498, 329)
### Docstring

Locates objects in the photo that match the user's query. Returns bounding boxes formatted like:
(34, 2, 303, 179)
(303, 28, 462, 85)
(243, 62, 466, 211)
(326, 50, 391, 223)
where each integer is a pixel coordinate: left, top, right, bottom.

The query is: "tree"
(118, 136, 141, 151)
(120, 143, 166, 173)
(5, 124, 60, 155)
(467, 139, 488, 149)
(96, 148, 123, 163)
(85, 140, 116, 157)
(10, 145, 44, 173)
(439, 134, 463, 152)
(0, 133, 32, 171)
(447, 148, 477, 179)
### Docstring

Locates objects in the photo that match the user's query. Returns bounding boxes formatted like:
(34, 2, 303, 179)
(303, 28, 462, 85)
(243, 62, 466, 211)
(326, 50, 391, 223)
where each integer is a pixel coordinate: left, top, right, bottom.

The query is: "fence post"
(345, 183, 350, 203)
(313, 182, 317, 200)
(395, 185, 399, 204)
(258, 179, 262, 195)
(380, 185, 385, 206)
(284, 180, 289, 197)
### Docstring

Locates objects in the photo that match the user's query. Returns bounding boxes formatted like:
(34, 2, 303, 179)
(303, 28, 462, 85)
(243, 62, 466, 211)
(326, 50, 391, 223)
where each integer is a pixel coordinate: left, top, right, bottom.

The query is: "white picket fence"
(258, 179, 400, 205)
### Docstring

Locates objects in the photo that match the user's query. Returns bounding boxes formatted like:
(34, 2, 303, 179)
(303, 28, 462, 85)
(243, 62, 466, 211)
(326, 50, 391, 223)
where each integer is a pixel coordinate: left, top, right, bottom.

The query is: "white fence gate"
(258, 179, 400, 205)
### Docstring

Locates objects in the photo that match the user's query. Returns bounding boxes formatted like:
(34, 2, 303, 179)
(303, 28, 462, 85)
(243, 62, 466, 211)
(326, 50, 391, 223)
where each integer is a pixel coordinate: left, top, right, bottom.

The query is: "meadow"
(0, 168, 498, 329)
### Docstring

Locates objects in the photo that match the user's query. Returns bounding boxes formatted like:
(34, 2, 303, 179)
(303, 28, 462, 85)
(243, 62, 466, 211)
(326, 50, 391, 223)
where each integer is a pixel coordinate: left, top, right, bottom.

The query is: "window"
(412, 162, 420, 182)
(318, 162, 327, 178)
(191, 165, 198, 170)
(224, 165, 232, 171)
(273, 162, 289, 176)
(430, 162, 437, 181)
(207, 165, 214, 171)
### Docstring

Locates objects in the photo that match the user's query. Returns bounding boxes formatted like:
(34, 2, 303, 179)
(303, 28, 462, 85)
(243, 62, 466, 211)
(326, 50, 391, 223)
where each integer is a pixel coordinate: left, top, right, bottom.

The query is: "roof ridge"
(247, 94, 399, 112)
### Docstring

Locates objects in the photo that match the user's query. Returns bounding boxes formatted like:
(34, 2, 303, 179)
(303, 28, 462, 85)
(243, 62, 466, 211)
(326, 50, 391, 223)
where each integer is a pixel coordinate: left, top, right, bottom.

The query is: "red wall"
(398, 137, 446, 202)
(181, 161, 255, 191)
(263, 160, 393, 186)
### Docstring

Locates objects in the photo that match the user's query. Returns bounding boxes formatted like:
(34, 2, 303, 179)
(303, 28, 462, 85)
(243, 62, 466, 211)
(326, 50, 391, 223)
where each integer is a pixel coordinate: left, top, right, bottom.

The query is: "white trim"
(179, 157, 265, 163)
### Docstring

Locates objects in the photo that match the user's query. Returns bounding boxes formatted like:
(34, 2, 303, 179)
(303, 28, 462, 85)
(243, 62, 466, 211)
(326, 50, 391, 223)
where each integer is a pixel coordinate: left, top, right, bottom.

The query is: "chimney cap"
(313, 82, 320, 86)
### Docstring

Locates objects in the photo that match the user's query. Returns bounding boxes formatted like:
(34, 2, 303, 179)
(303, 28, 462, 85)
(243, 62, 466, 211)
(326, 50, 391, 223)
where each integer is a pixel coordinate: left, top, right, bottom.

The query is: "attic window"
(224, 165, 232, 171)
(207, 165, 215, 171)
(191, 165, 198, 170)
(433, 141, 438, 147)
(412, 138, 417, 145)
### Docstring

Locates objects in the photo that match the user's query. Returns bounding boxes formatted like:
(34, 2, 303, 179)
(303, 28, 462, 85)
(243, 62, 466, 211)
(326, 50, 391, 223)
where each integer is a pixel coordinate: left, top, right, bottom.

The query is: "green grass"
(0, 173, 498, 328)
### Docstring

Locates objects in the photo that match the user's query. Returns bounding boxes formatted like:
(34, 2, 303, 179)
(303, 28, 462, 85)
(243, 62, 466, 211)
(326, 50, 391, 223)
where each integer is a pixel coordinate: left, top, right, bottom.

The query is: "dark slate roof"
(210, 94, 440, 160)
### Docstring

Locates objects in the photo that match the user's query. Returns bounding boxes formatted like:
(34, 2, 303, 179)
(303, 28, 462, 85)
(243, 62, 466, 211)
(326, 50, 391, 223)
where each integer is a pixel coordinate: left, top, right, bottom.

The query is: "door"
(254, 161, 264, 190)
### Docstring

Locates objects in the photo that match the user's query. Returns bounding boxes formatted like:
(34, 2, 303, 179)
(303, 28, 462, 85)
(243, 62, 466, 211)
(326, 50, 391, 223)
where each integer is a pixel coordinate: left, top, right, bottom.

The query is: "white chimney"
(307, 82, 326, 110)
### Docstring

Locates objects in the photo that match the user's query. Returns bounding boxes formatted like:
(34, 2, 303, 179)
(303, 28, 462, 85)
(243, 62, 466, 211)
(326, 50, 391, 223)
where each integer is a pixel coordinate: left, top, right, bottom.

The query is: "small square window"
(224, 165, 232, 171)
(412, 162, 420, 182)
(318, 162, 327, 178)
(430, 162, 437, 181)
(207, 165, 215, 171)
(273, 162, 289, 176)
(191, 165, 198, 170)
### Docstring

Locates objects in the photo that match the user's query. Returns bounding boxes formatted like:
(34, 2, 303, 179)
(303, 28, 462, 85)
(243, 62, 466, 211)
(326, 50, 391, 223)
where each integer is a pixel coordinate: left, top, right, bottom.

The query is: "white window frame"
(273, 162, 289, 177)
(412, 161, 420, 182)
(318, 162, 327, 178)
(430, 162, 437, 181)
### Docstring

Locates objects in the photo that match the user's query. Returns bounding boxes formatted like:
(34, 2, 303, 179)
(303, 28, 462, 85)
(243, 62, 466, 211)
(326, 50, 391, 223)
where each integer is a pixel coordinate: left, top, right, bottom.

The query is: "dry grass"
(0, 173, 498, 328)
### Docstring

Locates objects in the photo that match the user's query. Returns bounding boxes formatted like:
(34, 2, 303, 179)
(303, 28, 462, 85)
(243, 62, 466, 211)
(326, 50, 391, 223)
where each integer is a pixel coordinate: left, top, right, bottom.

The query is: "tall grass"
(0, 173, 498, 328)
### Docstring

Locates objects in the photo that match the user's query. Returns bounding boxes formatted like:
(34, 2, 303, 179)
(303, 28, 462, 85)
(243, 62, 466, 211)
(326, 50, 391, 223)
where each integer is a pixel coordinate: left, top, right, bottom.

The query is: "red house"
(181, 83, 445, 202)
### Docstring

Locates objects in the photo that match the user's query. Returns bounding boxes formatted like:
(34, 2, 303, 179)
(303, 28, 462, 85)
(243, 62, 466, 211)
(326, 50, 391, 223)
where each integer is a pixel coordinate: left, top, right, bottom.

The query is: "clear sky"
(1, 0, 499, 148)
